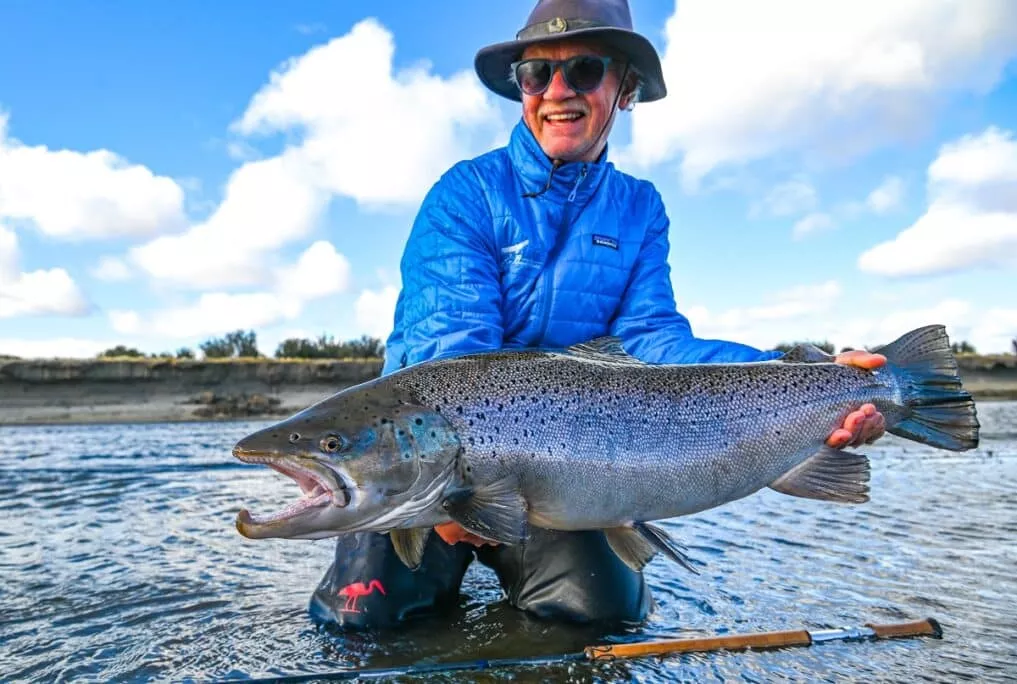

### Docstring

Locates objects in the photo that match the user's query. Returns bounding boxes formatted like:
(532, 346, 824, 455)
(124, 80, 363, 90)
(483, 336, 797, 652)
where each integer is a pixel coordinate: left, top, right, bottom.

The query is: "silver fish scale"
(394, 352, 895, 529)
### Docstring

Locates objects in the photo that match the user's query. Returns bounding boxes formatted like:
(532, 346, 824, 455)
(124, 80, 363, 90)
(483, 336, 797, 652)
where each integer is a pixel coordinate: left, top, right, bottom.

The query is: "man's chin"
(541, 142, 589, 163)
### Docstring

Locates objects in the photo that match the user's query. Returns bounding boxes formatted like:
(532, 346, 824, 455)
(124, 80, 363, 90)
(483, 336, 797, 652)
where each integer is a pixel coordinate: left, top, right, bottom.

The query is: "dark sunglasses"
(511, 55, 613, 96)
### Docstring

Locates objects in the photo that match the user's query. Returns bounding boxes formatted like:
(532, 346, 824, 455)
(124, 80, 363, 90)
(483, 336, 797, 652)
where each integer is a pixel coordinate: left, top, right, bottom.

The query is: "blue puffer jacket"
(382, 120, 780, 375)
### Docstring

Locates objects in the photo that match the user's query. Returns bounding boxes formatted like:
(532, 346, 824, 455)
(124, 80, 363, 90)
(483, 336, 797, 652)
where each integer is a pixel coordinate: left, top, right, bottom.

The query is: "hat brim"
(474, 27, 666, 103)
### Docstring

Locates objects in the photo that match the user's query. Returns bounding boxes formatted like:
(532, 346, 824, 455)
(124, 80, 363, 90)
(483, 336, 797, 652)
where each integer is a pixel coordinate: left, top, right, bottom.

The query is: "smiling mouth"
(544, 111, 585, 124)
(234, 453, 354, 532)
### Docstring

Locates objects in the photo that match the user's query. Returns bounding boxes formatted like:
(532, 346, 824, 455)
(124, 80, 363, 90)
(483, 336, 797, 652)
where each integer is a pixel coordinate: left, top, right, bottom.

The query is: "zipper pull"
(567, 164, 588, 202)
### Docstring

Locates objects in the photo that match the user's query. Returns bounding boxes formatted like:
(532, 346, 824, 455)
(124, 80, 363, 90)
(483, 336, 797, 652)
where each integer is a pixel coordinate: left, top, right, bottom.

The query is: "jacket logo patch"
(592, 234, 618, 250)
(501, 239, 530, 265)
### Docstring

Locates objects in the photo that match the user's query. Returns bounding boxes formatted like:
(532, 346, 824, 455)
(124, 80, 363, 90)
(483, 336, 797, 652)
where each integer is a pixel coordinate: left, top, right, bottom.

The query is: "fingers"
(825, 428, 853, 448)
(433, 522, 499, 547)
(827, 404, 886, 448)
(834, 350, 888, 370)
(434, 521, 465, 545)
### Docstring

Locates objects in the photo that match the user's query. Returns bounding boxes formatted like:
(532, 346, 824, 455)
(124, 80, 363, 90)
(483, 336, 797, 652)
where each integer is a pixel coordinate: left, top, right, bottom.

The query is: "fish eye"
(321, 434, 345, 453)
(288, 432, 301, 443)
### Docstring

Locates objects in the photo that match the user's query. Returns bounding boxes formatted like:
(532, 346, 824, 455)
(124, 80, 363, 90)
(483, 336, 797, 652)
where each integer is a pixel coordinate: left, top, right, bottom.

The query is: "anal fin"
(440, 478, 527, 544)
(390, 528, 430, 570)
(604, 522, 700, 574)
(769, 446, 870, 503)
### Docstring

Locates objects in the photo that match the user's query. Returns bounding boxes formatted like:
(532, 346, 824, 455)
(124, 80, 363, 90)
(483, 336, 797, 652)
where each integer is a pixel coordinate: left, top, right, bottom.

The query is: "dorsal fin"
(566, 337, 646, 366)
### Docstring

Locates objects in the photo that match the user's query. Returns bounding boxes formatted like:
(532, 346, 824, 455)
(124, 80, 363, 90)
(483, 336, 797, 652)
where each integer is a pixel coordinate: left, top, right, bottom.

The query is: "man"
(310, 0, 885, 628)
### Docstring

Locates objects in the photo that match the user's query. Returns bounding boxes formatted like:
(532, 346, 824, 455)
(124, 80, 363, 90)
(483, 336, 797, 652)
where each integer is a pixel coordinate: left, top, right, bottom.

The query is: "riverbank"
(0, 357, 382, 426)
(1, 354, 1015, 426)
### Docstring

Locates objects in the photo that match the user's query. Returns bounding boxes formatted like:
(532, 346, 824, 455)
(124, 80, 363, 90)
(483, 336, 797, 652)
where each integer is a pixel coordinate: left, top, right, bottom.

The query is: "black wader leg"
(309, 531, 475, 628)
(476, 528, 652, 624)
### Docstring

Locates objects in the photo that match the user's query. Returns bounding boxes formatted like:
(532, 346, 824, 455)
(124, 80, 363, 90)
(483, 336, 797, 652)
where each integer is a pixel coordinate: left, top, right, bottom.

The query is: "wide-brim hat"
(475, 0, 667, 103)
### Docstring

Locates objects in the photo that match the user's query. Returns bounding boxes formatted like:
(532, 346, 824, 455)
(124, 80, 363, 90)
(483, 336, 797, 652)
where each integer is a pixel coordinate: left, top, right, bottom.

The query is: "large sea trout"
(232, 325, 978, 572)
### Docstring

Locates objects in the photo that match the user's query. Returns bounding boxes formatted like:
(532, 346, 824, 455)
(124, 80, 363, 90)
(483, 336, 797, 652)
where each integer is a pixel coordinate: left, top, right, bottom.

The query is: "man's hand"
(826, 350, 888, 448)
(434, 522, 501, 547)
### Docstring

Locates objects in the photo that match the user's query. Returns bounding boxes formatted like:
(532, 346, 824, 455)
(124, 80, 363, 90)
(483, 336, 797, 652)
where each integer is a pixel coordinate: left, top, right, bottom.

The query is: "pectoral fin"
(604, 522, 699, 574)
(769, 446, 870, 503)
(390, 528, 430, 570)
(440, 478, 527, 544)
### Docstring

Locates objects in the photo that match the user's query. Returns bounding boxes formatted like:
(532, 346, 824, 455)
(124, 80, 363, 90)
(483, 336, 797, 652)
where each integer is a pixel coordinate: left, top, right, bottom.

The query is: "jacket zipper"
(537, 163, 588, 341)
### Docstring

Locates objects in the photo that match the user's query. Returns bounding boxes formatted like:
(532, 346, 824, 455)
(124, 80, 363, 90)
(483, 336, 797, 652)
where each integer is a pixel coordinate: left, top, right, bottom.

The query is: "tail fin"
(875, 325, 979, 451)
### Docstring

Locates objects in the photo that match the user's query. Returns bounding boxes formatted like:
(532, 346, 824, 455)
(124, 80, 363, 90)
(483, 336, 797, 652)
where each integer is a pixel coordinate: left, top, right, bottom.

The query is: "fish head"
(233, 380, 460, 540)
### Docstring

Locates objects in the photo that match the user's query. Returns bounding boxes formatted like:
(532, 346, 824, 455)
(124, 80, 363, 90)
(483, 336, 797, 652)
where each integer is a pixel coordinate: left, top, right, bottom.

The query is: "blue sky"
(1, 0, 1015, 358)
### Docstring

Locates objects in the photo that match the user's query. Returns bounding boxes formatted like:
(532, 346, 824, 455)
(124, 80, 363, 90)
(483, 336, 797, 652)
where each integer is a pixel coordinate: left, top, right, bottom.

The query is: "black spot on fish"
(456, 406, 463, 414)
(430, 431, 436, 438)
(415, 417, 423, 426)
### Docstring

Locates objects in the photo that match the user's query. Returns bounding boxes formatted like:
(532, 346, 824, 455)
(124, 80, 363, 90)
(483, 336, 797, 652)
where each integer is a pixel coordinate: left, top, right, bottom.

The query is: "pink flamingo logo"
(337, 579, 386, 612)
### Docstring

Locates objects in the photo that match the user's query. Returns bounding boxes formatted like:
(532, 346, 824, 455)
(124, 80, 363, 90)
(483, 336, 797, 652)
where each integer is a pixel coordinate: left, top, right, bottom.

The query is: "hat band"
(516, 17, 609, 40)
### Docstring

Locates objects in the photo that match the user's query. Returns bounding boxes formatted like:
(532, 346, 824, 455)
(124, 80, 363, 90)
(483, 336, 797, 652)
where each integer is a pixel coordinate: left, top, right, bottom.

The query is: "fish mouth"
(233, 448, 354, 538)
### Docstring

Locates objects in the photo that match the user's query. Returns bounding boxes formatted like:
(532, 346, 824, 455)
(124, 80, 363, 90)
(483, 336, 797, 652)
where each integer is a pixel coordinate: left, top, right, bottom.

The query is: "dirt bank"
(0, 354, 1014, 426)
(0, 357, 382, 425)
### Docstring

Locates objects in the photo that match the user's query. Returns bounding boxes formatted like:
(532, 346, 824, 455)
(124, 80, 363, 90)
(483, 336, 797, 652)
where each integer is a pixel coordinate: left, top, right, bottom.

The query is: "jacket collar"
(508, 119, 609, 204)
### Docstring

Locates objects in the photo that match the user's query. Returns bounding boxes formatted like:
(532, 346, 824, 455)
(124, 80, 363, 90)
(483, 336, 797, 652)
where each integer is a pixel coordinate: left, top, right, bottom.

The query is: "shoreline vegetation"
(1, 353, 1015, 427)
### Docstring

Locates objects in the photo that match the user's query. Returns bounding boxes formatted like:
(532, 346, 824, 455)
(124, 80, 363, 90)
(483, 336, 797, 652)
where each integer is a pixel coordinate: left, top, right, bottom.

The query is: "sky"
(0, 0, 1015, 359)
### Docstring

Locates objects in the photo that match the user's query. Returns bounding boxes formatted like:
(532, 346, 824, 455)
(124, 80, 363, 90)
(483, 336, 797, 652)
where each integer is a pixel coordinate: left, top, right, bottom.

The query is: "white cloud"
(866, 175, 905, 213)
(627, 0, 1017, 189)
(354, 285, 399, 339)
(0, 337, 119, 359)
(274, 240, 352, 300)
(124, 18, 502, 295)
(108, 310, 141, 335)
(0, 224, 89, 318)
(752, 177, 817, 217)
(0, 112, 187, 239)
(859, 126, 1017, 276)
(112, 240, 352, 340)
(91, 255, 133, 282)
(110, 292, 299, 339)
(792, 212, 836, 239)
(684, 285, 1017, 353)
(129, 149, 328, 290)
(685, 280, 842, 338)
(232, 18, 503, 208)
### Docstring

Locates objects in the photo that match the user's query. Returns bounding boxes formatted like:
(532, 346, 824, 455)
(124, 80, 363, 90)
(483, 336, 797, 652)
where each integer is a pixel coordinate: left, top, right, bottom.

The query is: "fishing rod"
(228, 617, 942, 683)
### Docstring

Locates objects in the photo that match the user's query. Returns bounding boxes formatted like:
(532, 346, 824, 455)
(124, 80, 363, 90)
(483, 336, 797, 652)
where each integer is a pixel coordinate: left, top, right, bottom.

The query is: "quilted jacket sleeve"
(383, 163, 504, 373)
(610, 187, 783, 365)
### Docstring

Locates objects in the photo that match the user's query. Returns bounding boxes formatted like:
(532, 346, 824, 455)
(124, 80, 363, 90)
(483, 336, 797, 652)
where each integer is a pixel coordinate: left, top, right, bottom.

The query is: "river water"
(1, 401, 1015, 683)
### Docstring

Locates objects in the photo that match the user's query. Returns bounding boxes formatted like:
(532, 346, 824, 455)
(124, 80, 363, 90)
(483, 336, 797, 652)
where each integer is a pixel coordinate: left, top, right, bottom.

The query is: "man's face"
(519, 40, 625, 163)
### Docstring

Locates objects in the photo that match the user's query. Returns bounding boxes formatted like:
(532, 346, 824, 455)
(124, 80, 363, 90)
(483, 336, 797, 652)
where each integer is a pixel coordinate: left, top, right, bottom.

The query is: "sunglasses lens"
(516, 60, 552, 95)
(565, 56, 607, 92)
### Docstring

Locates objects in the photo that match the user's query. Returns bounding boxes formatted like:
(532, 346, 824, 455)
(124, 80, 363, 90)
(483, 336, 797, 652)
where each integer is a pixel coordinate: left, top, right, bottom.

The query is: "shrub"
(98, 345, 145, 358)
(200, 330, 261, 358)
(275, 334, 384, 359)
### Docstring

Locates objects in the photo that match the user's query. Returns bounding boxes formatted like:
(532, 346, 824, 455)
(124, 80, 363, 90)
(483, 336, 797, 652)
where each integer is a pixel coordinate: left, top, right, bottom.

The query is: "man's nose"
(543, 66, 575, 100)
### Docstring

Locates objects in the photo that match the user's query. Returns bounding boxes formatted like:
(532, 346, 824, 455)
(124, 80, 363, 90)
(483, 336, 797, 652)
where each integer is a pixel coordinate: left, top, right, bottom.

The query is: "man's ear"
(618, 76, 639, 111)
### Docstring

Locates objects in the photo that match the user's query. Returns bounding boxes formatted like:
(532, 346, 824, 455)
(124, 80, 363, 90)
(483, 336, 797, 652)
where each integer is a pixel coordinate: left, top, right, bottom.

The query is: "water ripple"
(1, 405, 1016, 682)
